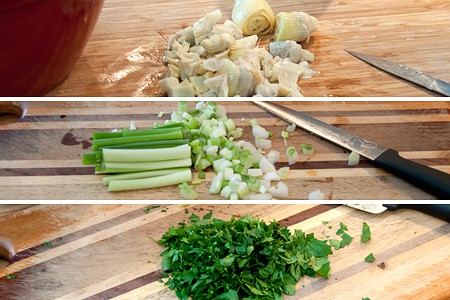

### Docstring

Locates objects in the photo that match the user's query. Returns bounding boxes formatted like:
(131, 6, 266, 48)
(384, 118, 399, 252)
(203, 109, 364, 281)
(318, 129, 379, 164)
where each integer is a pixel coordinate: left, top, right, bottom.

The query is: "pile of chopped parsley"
(159, 213, 333, 300)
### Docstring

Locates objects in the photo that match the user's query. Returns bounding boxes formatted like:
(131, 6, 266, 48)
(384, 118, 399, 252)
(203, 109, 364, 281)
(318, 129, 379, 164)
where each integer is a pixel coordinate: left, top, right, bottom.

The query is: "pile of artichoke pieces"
(160, 0, 318, 97)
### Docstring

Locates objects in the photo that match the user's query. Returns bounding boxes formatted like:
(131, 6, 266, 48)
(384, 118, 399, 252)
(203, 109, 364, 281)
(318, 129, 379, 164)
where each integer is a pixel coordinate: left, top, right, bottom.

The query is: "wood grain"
(42, 0, 450, 97)
(0, 101, 449, 200)
(0, 204, 449, 299)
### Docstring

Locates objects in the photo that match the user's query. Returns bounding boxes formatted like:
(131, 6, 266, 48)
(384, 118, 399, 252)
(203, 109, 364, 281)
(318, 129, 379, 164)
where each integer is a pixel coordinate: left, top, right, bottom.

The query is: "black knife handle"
(373, 149, 450, 199)
(384, 204, 450, 222)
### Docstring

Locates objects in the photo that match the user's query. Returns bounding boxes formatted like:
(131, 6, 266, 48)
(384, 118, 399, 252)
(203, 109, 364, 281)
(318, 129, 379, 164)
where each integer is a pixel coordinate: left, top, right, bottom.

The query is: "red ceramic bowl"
(0, 0, 104, 96)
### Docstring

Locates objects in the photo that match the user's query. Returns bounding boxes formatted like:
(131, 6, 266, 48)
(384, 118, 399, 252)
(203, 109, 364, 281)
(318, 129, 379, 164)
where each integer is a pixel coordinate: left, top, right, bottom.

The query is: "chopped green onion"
(348, 151, 360, 166)
(301, 143, 315, 156)
(198, 172, 206, 179)
(179, 182, 198, 199)
(286, 123, 296, 132)
(286, 146, 298, 165)
(281, 130, 288, 146)
(277, 167, 290, 180)
(158, 112, 164, 118)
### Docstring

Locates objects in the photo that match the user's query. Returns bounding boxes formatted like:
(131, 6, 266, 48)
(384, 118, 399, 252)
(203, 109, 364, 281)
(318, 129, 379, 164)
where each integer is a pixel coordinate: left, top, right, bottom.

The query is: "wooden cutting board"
(0, 101, 449, 200)
(0, 204, 449, 299)
(45, 0, 450, 97)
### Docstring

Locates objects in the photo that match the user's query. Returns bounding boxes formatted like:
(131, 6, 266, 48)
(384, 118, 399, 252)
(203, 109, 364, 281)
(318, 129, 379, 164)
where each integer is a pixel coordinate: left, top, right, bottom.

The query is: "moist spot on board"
(61, 130, 92, 149)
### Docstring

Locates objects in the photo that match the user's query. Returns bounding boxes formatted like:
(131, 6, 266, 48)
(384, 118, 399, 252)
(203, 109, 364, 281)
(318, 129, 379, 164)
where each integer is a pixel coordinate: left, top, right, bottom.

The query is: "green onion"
(122, 126, 182, 137)
(102, 144, 191, 162)
(104, 158, 192, 171)
(102, 167, 189, 186)
(198, 172, 206, 179)
(158, 112, 164, 118)
(92, 131, 183, 150)
(108, 169, 192, 192)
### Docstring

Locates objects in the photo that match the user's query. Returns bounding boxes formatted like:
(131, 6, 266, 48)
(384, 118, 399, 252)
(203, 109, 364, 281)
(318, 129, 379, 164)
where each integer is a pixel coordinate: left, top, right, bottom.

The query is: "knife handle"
(373, 149, 450, 199)
(384, 204, 450, 222)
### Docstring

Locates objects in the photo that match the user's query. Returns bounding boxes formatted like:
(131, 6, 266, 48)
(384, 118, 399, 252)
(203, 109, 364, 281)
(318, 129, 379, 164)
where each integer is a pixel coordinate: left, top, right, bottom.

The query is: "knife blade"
(346, 50, 450, 96)
(347, 204, 450, 222)
(253, 101, 450, 199)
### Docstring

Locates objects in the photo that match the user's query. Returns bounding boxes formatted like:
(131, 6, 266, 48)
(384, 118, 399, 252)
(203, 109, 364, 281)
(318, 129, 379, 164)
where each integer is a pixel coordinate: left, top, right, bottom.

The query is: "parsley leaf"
(365, 253, 376, 263)
(336, 222, 348, 235)
(144, 205, 160, 214)
(361, 222, 371, 243)
(339, 233, 353, 248)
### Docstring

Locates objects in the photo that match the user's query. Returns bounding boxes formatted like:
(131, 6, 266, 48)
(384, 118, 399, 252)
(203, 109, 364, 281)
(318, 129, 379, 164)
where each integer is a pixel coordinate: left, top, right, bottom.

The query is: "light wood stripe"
(17, 101, 450, 116)
(0, 204, 188, 277)
(1, 113, 449, 131)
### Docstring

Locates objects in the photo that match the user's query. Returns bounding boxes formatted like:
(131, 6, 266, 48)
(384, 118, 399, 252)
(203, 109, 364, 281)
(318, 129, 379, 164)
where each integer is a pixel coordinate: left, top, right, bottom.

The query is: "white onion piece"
(267, 150, 280, 164)
(255, 138, 272, 150)
(220, 186, 232, 199)
(308, 189, 325, 200)
(269, 181, 289, 198)
(277, 167, 289, 180)
(248, 168, 263, 177)
(243, 192, 273, 200)
(286, 123, 296, 132)
(348, 151, 360, 166)
(195, 101, 205, 110)
(216, 104, 227, 118)
(252, 125, 270, 139)
(263, 171, 280, 181)
(260, 157, 277, 173)
(260, 179, 271, 188)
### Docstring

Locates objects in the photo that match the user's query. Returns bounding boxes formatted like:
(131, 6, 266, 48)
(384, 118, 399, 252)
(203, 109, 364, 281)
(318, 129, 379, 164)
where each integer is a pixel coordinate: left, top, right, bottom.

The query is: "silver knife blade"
(346, 50, 450, 96)
(346, 204, 387, 214)
(252, 101, 387, 160)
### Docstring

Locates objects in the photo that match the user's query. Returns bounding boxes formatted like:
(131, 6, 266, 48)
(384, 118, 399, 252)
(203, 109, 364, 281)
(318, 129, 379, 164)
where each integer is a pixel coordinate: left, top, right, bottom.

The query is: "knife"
(347, 204, 450, 222)
(253, 101, 450, 199)
(346, 50, 450, 96)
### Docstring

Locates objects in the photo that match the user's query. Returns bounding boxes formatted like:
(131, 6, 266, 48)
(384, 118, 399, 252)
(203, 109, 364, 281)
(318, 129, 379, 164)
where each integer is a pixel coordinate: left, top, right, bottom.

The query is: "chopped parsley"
(6, 274, 16, 280)
(144, 205, 160, 214)
(43, 242, 52, 248)
(159, 214, 333, 299)
(365, 253, 376, 263)
(361, 222, 371, 243)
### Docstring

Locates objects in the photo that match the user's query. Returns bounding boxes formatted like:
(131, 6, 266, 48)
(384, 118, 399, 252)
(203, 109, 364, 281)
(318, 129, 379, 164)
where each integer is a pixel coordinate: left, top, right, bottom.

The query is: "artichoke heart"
(231, 0, 275, 36)
(274, 12, 318, 43)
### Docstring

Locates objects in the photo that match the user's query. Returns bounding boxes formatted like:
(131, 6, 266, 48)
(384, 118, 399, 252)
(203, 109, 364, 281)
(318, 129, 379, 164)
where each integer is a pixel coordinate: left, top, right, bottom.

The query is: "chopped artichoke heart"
(160, 77, 180, 94)
(275, 12, 318, 43)
(232, 0, 275, 35)
(168, 80, 195, 97)
(269, 40, 314, 63)
(160, 9, 318, 97)
(192, 9, 223, 44)
(201, 33, 236, 54)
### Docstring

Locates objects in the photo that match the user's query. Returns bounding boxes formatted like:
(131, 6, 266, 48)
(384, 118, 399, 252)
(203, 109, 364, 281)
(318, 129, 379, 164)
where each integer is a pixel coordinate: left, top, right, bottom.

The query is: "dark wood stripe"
(279, 204, 341, 227)
(83, 270, 164, 300)
(12, 205, 158, 263)
(2, 157, 449, 177)
(0, 167, 94, 176)
(19, 108, 449, 122)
